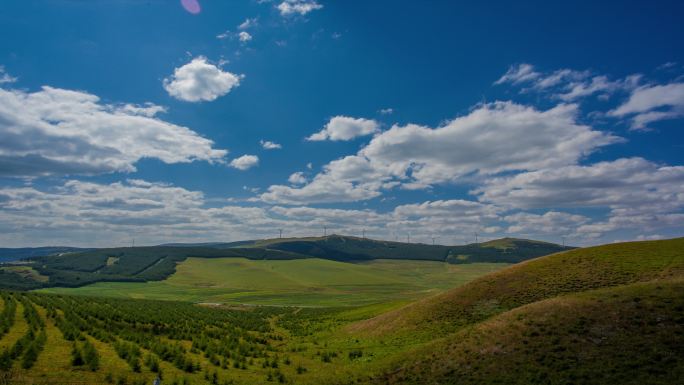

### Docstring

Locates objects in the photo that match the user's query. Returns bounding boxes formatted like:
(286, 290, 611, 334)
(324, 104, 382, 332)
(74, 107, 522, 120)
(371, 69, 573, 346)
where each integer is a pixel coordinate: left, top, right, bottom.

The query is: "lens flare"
(181, 0, 201, 14)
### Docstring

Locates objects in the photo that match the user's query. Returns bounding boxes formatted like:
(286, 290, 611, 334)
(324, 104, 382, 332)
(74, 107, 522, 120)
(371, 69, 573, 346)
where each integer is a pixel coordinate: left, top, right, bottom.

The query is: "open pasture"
(38, 258, 509, 307)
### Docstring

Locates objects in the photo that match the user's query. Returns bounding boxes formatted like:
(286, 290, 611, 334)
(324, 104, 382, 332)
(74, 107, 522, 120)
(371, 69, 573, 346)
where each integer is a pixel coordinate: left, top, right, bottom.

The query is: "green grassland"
(350, 237, 684, 340)
(0, 235, 570, 291)
(377, 279, 684, 385)
(0, 238, 681, 384)
(38, 258, 509, 306)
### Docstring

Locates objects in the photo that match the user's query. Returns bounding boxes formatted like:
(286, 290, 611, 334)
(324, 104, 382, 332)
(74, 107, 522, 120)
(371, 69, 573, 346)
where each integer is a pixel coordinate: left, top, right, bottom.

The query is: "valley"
(0, 237, 681, 384)
(38, 258, 508, 306)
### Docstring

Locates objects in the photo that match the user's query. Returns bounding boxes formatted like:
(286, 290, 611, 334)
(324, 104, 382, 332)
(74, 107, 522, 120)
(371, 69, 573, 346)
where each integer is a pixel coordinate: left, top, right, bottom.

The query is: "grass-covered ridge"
(350, 237, 684, 338)
(376, 279, 684, 385)
(0, 235, 570, 290)
(0, 238, 681, 384)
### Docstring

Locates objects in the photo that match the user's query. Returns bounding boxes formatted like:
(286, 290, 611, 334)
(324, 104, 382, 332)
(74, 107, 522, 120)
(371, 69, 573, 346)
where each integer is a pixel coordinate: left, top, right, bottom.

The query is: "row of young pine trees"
(0, 291, 299, 385)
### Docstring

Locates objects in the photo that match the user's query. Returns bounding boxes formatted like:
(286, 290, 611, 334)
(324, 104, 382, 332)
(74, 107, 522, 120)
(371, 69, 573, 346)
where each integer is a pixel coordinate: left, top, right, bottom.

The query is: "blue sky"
(1, 0, 683, 247)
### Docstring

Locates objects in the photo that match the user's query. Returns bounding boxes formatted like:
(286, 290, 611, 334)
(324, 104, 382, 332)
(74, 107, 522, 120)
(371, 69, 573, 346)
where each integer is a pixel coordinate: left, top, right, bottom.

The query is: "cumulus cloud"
(260, 155, 385, 204)
(306, 116, 380, 141)
(277, 0, 323, 16)
(163, 57, 243, 102)
(0, 179, 502, 247)
(238, 31, 253, 42)
(394, 199, 499, 217)
(0, 85, 226, 177)
(0, 175, 678, 247)
(476, 157, 684, 240)
(360, 102, 619, 183)
(610, 82, 684, 129)
(476, 157, 684, 210)
(260, 140, 282, 150)
(288, 171, 307, 184)
(262, 102, 620, 204)
(504, 211, 590, 235)
(229, 155, 259, 170)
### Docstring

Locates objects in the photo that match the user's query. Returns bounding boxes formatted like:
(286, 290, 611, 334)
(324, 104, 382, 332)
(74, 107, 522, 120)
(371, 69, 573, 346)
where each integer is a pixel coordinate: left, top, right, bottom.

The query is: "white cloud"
(379, 108, 394, 115)
(270, 206, 386, 226)
(277, 0, 323, 16)
(0, 180, 487, 246)
(0, 66, 17, 84)
(118, 103, 168, 117)
(238, 17, 257, 30)
(494, 63, 540, 85)
(263, 102, 620, 204)
(0, 85, 226, 177)
(387, 200, 505, 243)
(229, 155, 259, 170)
(260, 140, 282, 150)
(306, 116, 380, 141)
(361, 102, 619, 184)
(477, 157, 684, 210)
(216, 31, 230, 40)
(477, 157, 684, 240)
(238, 31, 253, 42)
(576, 209, 684, 240)
(163, 57, 242, 102)
(610, 82, 684, 129)
(532, 68, 590, 90)
(557, 75, 622, 101)
(393, 199, 500, 221)
(0, 176, 677, 247)
(288, 171, 307, 185)
(496, 63, 640, 101)
(504, 211, 590, 235)
(260, 155, 385, 204)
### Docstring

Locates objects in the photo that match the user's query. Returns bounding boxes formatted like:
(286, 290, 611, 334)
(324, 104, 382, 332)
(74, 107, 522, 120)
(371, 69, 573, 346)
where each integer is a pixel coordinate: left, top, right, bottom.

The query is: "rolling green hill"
(251, 235, 571, 264)
(0, 238, 681, 384)
(350, 237, 684, 340)
(0, 235, 570, 291)
(376, 279, 684, 385)
(37, 258, 509, 306)
(345, 237, 684, 384)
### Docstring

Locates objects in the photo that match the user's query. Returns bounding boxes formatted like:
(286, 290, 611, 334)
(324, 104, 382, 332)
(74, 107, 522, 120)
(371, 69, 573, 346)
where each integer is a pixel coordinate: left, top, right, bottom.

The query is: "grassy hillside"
(0, 236, 569, 291)
(0, 238, 681, 384)
(376, 279, 684, 385)
(38, 258, 508, 306)
(351, 237, 684, 339)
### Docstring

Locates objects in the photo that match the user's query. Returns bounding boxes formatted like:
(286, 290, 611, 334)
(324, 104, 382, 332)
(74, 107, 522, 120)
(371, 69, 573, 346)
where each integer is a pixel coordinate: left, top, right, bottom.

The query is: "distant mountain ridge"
(0, 235, 572, 290)
(0, 246, 90, 262)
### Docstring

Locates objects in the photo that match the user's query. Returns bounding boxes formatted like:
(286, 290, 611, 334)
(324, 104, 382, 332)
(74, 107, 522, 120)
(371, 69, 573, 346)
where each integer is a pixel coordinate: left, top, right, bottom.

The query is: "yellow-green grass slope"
(351, 237, 684, 340)
(377, 279, 684, 385)
(345, 237, 684, 384)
